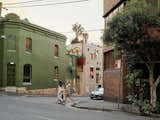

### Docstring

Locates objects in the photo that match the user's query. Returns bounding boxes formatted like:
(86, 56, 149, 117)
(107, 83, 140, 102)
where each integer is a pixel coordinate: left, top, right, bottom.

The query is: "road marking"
(33, 115, 57, 120)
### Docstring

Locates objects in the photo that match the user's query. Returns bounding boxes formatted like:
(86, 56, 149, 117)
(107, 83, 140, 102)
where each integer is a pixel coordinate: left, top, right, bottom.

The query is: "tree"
(71, 23, 84, 44)
(104, 0, 160, 109)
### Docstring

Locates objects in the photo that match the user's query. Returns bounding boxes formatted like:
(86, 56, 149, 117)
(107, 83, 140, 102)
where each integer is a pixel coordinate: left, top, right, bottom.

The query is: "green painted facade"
(0, 21, 3, 87)
(0, 13, 70, 90)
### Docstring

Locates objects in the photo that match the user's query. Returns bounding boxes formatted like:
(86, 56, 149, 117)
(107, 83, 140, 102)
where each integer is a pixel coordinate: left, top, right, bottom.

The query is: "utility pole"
(0, 2, 2, 17)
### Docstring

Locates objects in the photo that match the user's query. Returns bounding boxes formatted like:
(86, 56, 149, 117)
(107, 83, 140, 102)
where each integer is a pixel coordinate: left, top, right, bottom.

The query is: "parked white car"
(90, 87, 104, 100)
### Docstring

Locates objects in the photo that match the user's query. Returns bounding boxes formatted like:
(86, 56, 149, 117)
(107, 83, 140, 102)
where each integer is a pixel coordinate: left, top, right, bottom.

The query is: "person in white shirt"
(64, 80, 76, 105)
(57, 81, 65, 104)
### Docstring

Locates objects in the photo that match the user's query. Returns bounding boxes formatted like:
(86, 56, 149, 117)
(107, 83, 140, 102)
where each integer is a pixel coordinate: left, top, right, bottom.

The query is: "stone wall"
(16, 88, 57, 96)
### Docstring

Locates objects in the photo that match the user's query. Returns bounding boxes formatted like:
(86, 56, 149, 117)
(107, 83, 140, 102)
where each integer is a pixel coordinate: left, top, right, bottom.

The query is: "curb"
(149, 113, 160, 118)
(0, 91, 56, 97)
(121, 105, 160, 118)
(72, 102, 160, 118)
(121, 109, 160, 118)
(72, 104, 118, 112)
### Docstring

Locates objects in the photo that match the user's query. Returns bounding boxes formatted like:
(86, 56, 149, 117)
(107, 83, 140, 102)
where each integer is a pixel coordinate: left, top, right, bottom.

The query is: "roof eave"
(103, 0, 125, 18)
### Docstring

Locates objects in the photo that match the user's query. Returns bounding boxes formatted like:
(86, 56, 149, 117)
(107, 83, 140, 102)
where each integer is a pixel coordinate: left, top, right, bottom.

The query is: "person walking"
(64, 80, 76, 105)
(57, 80, 65, 104)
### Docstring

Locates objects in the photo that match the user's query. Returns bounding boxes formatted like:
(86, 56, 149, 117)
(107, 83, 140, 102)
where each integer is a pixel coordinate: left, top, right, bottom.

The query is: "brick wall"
(103, 69, 124, 102)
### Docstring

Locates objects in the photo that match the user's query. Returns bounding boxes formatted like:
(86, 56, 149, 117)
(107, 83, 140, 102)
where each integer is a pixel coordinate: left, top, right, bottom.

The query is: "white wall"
(67, 43, 103, 95)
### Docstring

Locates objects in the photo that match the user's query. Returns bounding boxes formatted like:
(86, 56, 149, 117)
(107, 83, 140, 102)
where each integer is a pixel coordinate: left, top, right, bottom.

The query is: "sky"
(1, 0, 104, 45)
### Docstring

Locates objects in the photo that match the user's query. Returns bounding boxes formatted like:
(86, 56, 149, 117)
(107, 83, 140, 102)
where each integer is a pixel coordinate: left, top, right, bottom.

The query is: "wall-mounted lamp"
(10, 62, 14, 65)
(0, 35, 6, 39)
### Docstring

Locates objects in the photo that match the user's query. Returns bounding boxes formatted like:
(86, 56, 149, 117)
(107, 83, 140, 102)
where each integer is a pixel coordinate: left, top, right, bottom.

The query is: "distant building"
(0, 13, 70, 94)
(67, 39, 103, 95)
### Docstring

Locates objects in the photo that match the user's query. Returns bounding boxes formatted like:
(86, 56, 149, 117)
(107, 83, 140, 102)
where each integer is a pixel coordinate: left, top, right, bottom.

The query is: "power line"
(61, 29, 104, 34)
(4, 0, 45, 5)
(4, 0, 89, 8)
(3, 0, 67, 5)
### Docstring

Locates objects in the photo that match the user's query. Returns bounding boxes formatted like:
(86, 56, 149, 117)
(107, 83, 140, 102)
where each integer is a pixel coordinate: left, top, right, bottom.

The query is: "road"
(0, 94, 158, 120)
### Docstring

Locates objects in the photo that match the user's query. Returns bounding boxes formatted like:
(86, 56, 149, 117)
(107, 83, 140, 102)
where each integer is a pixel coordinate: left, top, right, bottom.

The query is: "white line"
(33, 115, 57, 120)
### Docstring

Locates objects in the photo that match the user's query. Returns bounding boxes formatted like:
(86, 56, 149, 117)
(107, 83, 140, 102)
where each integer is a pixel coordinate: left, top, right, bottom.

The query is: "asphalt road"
(0, 94, 158, 120)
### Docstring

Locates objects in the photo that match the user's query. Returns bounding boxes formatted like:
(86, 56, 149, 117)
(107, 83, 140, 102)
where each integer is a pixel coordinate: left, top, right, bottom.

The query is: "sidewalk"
(72, 97, 160, 118)
(73, 97, 123, 112)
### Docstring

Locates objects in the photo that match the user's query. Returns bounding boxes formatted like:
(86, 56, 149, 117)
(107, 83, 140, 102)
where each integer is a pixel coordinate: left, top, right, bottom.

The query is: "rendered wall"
(2, 20, 69, 90)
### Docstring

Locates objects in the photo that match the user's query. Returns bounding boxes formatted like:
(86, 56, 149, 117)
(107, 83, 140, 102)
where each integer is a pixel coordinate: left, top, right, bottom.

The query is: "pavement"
(1, 91, 160, 118)
(73, 98, 122, 112)
(72, 97, 160, 118)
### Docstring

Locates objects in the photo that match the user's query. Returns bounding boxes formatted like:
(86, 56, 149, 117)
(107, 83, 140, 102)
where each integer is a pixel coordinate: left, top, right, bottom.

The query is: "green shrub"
(126, 70, 152, 115)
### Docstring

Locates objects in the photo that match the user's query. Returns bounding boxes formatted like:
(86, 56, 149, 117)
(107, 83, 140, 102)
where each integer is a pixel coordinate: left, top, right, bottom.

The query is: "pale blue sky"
(1, 0, 104, 45)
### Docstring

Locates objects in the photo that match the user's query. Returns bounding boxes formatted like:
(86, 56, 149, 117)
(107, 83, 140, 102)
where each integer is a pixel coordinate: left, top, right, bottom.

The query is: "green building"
(0, 13, 70, 94)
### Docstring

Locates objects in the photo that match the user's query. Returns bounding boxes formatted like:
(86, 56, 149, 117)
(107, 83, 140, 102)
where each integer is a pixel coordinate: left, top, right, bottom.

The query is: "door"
(7, 63, 16, 86)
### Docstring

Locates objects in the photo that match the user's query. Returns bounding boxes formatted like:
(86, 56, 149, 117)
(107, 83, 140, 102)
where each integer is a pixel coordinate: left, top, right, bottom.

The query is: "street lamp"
(0, 2, 2, 17)
(66, 48, 80, 91)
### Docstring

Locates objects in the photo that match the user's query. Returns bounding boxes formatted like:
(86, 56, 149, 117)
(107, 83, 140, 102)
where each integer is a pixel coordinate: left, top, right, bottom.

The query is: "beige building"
(67, 41, 103, 96)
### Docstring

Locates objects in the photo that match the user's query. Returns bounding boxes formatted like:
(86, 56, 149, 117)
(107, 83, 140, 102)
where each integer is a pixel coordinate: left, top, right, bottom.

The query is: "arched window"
(54, 66, 59, 80)
(54, 44, 59, 57)
(26, 37, 32, 52)
(23, 64, 32, 83)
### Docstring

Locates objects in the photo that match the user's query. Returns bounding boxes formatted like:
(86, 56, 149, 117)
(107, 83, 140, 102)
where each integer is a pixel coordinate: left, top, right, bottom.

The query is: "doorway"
(7, 63, 16, 86)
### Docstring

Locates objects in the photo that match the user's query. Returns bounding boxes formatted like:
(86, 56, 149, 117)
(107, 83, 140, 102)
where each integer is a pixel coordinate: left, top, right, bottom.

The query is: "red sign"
(90, 67, 94, 78)
(114, 59, 121, 69)
(77, 57, 86, 66)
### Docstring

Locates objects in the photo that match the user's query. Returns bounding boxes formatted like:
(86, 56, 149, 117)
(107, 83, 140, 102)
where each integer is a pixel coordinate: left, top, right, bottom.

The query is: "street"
(0, 94, 158, 120)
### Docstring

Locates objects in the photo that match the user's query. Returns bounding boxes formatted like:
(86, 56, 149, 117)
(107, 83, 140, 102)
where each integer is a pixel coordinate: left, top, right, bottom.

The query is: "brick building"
(103, 0, 126, 103)
(103, 0, 160, 102)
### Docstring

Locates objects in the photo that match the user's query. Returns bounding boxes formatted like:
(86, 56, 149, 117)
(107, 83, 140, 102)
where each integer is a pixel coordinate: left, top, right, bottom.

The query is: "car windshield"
(98, 88, 104, 92)
(95, 86, 103, 91)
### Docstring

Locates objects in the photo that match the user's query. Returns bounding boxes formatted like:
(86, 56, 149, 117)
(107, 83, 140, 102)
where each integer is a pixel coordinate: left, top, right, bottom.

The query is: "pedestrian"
(64, 80, 76, 105)
(57, 80, 65, 104)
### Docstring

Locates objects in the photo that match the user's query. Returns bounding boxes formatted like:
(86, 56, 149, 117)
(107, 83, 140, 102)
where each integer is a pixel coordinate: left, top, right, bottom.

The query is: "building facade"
(103, 0, 160, 102)
(103, 0, 126, 102)
(0, 13, 70, 94)
(67, 41, 103, 95)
